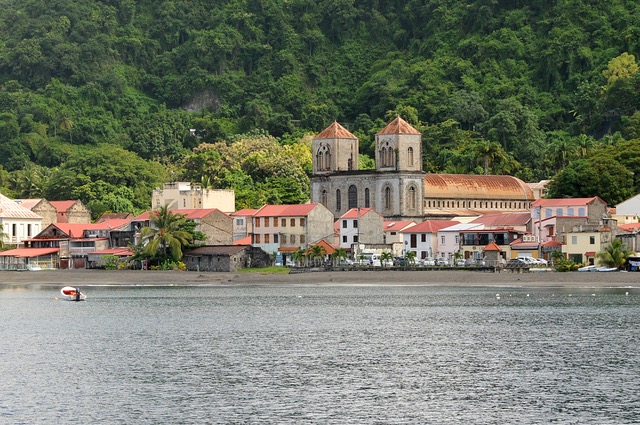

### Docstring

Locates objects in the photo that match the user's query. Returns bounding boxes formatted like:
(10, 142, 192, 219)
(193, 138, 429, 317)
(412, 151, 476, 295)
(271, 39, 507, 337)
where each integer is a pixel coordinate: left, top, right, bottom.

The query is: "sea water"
(1, 284, 639, 424)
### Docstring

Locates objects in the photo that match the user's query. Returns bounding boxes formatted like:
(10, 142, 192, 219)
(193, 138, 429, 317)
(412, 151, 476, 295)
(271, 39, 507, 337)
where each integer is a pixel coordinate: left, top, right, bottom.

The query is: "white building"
(614, 193, 640, 224)
(338, 208, 384, 250)
(0, 193, 43, 247)
(401, 220, 459, 261)
(436, 223, 484, 262)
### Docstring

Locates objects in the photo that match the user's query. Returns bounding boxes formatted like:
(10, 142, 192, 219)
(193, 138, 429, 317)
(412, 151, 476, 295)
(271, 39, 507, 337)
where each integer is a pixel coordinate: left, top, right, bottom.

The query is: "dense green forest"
(1, 0, 639, 217)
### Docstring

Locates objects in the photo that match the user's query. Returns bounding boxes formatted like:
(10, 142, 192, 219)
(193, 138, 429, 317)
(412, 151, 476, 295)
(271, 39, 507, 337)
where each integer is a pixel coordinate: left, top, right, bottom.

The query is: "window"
(273, 218, 278, 227)
(321, 190, 328, 206)
(281, 234, 287, 245)
(567, 208, 574, 216)
(348, 185, 358, 209)
(27, 224, 32, 236)
(408, 186, 416, 209)
(385, 187, 391, 209)
(353, 220, 358, 228)
(183, 199, 186, 208)
(408, 147, 414, 166)
(365, 188, 370, 208)
(300, 235, 305, 244)
(410, 234, 417, 248)
(317, 144, 331, 171)
(290, 218, 295, 227)
(556, 208, 563, 216)
(290, 235, 296, 244)
(545, 208, 552, 218)
(578, 207, 585, 216)
(343, 236, 347, 243)
(353, 235, 358, 243)
(441, 236, 445, 244)
(255, 218, 260, 228)
(421, 234, 426, 242)
(590, 236, 595, 244)
(282, 218, 286, 227)
(455, 236, 459, 244)
(342, 220, 347, 228)
(274, 234, 279, 243)
(236, 218, 244, 226)
(264, 234, 270, 244)
(255, 234, 261, 244)
(300, 218, 305, 227)
(336, 189, 342, 211)
(572, 236, 577, 245)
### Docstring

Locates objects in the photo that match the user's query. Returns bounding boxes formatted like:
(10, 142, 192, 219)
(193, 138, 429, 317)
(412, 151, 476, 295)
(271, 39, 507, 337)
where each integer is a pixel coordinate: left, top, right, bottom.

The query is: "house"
(338, 208, 385, 250)
(152, 182, 235, 213)
(510, 234, 545, 261)
(383, 220, 416, 257)
(251, 203, 334, 264)
(14, 198, 57, 228)
(132, 208, 233, 246)
(436, 223, 484, 263)
(401, 220, 459, 261)
(231, 208, 258, 242)
(526, 180, 551, 199)
(183, 245, 269, 272)
(531, 197, 608, 243)
(49, 200, 92, 224)
(0, 247, 60, 270)
(460, 227, 523, 262)
(469, 212, 531, 233)
(613, 193, 640, 224)
(0, 193, 43, 247)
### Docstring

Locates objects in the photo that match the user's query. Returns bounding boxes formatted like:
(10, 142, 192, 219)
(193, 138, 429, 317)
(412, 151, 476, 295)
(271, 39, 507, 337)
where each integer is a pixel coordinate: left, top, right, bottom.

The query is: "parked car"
(436, 258, 450, 266)
(338, 259, 354, 266)
(455, 259, 466, 267)
(393, 257, 406, 267)
(464, 258, 477, 267)
(421, 257, 436, 266)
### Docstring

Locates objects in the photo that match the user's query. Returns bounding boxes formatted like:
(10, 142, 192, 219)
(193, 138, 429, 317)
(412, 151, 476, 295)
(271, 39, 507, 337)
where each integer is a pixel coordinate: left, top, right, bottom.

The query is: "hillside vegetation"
(1, 0, 639, 216)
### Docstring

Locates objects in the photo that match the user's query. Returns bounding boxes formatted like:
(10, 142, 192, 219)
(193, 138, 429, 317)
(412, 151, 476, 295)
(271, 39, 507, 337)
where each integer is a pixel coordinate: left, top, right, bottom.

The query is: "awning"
(585, 251, 596, 257)
(0, 247, 60, 258)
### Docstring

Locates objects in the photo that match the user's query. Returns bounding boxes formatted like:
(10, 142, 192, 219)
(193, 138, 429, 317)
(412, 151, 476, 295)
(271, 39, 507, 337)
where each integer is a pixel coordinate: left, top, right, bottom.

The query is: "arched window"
(348, 185, 358, 209)
(364, 188, 370, 208)
(316, 145, 331, 171)
(321, 190, 328, 206)
(408, 147, 414, 167)
(385, 187, 392, 210)
(336, 189, 342, 211)
(408, 186, 416, 209)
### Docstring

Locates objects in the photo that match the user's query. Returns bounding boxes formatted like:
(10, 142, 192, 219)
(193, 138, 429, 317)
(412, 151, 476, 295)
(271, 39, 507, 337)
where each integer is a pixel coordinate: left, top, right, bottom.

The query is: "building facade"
(310, 117, 535, 221)
(152, 182, 235, 213)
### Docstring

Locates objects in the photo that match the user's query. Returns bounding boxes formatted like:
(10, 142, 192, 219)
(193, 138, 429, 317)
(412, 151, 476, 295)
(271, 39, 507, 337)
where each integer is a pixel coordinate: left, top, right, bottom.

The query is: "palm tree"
(473, 139, 510, 175)
(597, 239, 632, 269)
(405, 251, 417, 266)
(0, 223, 8, 249)
(306, 244, 327, 266)
(140, 206, 192, 263)
(292, 248, 307, 267)
(453, 251, 464, 266)
(332, 247, 348, 266)
(380, 251, 393, 267)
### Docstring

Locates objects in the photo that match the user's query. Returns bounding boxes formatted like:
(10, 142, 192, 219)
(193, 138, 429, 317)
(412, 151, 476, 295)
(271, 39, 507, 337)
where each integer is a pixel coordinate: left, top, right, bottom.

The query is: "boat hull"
(60, 286, 86, 301)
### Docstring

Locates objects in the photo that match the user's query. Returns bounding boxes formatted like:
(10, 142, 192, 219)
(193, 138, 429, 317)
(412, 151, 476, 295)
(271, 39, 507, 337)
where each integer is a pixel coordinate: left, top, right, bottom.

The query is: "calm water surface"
(1, 284, 639, 424)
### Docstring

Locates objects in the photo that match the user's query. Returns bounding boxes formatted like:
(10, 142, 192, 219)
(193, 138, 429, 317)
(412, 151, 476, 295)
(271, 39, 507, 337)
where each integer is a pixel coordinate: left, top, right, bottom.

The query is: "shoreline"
(1, 269, 638, 288)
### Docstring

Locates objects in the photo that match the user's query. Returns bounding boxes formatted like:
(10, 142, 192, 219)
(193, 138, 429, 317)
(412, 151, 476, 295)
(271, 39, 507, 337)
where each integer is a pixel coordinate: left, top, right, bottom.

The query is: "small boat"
(597, 267, 619, 272)
(577, 265, 597, 272)
(60, 286, 86, 301)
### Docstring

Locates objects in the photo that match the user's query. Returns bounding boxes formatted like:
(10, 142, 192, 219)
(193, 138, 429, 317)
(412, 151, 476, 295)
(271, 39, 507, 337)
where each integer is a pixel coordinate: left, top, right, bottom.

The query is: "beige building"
(338, 207, 385, 249)
(152, 182, 235, 214)
(15, 198, 90, 228)
(310, 117, 534, 221)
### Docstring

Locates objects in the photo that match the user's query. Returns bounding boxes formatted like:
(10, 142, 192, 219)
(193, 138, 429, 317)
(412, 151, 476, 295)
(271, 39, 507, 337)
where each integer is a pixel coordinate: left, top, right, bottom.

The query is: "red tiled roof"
(339, 208, 383, 219)
(377, 116, 421, 135)
(49, 200, 77, 212)
(401, 220, 459, 233)
(231, 209, 259, 217)
(233, 236, 252, 245)
(483, 242, 502, 252)
(314, 121, 357, 139)
(0, 247, 60, 257)
(384, 221, 416, 231)
(311, 239, 336, 255)
(48, 223, 97, 238)
(541, 239, 563, 247)
(619, 223, 640, 232)
(532, 197, 606, 207)
(470, 212, 531, 227)
(254, 204, 318, 217)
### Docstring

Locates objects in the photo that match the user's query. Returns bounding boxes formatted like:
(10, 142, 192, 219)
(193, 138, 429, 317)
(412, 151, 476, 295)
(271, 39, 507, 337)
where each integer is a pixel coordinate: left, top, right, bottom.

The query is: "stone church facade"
(310, 117, 534, 221)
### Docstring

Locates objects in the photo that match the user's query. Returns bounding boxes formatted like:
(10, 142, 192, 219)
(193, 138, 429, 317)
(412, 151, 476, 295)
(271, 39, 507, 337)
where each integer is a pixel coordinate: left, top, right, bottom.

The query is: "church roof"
(377, 116, 421, 135)
(314, 121, 357, 139)
(423, 174, 534, 200)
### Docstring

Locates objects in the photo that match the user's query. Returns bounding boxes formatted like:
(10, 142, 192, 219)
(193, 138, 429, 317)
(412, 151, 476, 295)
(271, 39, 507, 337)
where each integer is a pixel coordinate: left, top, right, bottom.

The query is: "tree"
(596, 239, 632, 269)
(140, 206, 192, 264)
(331, 247, 348, 266)
(306, 244, 327, 266)
(380, 251, 393, 267)
(292, 248, 308, 267)
(405, 250, 417, 266)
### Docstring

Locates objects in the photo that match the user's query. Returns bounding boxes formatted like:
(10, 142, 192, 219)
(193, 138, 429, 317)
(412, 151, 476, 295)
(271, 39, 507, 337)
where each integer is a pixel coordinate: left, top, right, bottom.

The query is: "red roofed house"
(251, 203, 334, 265)
(401, 220, 459, 261)
(49, 200, 92, 224)
(231, 209, 258, 242)
(338, 208, 385, 250)
(131, 208, 233, 246)
(531, 197, 608, 243)
(383, 220, 416, 256)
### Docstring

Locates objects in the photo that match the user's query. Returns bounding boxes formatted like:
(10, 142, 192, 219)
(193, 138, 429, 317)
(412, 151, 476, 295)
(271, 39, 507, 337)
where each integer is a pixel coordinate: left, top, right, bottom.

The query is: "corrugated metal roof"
(254, 204, 318, 217)
(13, 199, 44, 210)
(0, 247, 60, 257)
(424, 174, 534, 200)
(531, 197, 604, 207)
(231, 209, 259, 217)
(314, 121, 357, 139)
(470, 212, 531, 227)
(89, 248, 133, 256)
(377, 116, 421, 135)
(0, 194, 43, 219)
(401, 220, 460, 233)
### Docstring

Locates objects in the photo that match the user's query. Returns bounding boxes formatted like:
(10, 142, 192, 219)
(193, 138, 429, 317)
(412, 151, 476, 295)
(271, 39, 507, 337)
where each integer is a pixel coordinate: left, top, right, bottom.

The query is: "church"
(310, 117, 534, 221)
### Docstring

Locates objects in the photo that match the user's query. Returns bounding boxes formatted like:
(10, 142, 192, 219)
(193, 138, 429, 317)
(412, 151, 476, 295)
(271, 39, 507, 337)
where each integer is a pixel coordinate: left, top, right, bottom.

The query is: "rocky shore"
(0, 268, 638, 288)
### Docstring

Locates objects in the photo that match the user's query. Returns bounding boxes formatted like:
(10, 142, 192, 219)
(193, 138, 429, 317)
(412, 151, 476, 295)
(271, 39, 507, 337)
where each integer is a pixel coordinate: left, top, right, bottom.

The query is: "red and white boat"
(60, 286, 86, 301)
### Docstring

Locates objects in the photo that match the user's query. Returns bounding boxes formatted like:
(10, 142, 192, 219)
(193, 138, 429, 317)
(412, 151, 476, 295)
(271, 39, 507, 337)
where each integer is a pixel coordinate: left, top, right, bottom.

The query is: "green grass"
(238, 266, 290, 274)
